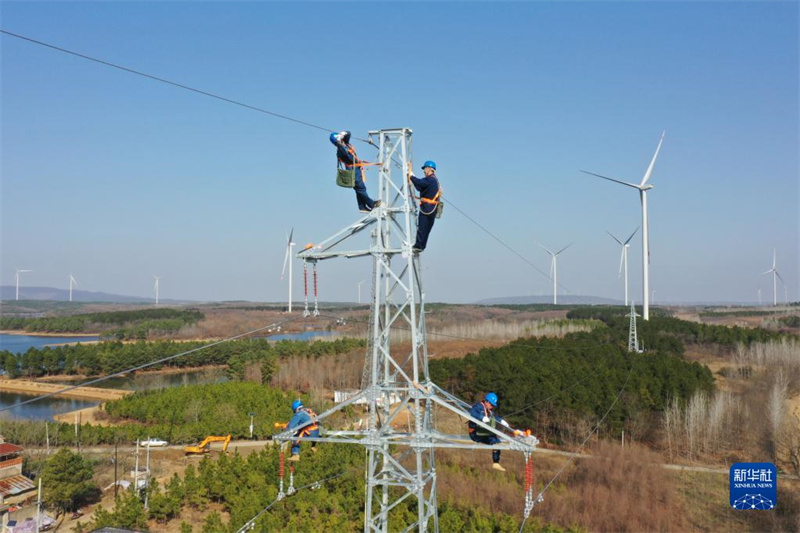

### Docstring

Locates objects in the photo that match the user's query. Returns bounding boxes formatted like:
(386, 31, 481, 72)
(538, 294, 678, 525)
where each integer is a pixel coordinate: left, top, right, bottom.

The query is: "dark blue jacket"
(467, 401, 504, 432)
(410, 173, 441, 215)
(331, 138, 365, 181)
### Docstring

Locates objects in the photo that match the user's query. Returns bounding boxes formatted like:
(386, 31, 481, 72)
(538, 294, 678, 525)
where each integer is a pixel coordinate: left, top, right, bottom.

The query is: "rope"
(518, 364, 634, 532)
(0, 316, 304, 414)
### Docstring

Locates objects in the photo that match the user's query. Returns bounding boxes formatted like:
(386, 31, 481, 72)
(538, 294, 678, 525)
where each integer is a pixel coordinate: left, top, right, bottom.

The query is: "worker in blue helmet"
(406, 160, 442, 253)
(467, 392, 510, 471)
(330, 131, 382, 213)
(287, 399, 320, 461)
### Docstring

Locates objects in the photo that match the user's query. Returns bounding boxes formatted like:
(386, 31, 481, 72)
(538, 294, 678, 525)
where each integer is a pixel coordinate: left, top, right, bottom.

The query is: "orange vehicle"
(184, 435, 232, 455)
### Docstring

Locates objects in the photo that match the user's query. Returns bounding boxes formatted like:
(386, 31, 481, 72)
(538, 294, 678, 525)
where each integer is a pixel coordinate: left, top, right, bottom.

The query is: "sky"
(1, 1, 798, 305)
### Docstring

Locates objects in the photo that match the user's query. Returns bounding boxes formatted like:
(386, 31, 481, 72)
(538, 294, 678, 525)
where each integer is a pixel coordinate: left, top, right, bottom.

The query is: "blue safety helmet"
(484, 392, 498, 407)
(291, 399, 304, 412)
(329, 132, 339, 144)
(421, 160, 437, 170)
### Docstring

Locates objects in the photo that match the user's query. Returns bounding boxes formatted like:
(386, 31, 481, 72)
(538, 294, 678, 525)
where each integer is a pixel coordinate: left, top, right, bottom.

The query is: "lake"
(0, 334, 100, 354)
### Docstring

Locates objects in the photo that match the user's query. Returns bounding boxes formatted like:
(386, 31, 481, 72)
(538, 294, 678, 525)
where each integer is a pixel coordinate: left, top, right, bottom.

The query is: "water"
(265, 330, 337, 341)
(89, 367, 229, 391)
(0, 334, 100, 354)
(0, 391, 99, 421)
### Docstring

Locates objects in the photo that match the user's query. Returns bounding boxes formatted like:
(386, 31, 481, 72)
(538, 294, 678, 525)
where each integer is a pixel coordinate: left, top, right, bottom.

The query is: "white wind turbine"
(281, 228, 296, 313)
(582, 131, 665, 320)
(758, 288, 762, 307)
(606, 227, 639, 306)
(153, 276, 161, 306)
(14, 269, 33, 301)
(538, 243, 572, 305)
(69, 274, 78, 302)
(761, 249, 783, 307)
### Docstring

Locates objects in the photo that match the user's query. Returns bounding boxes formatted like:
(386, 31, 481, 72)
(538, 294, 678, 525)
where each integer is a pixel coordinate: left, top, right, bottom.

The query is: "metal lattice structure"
(273, 128, 538, 532)
(626, 301, 642, 353)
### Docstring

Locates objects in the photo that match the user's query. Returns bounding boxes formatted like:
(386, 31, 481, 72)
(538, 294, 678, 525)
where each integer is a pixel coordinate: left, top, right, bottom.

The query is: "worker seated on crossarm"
(468, 392, 510, 472)
(287, 399, 320, 461)
(407, 160, 441, 253)
(330, 131, 382, 213)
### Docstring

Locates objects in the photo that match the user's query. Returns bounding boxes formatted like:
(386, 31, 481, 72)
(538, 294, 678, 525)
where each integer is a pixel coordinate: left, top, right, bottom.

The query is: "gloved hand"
(482, 416, 490, 423)
(500, 419, 510, 428)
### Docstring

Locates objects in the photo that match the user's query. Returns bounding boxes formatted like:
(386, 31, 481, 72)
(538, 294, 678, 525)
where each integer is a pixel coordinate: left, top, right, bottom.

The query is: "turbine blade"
(288, 228, 294, 245)
(640, 131, 665, 187)
(619, 249, 625, 277)
(775, 271, 784, 283)
(762, 269, 773, 276)
(580, 170, 641, 190)
(624, 227, 639, 245)
(549, 257, 554, 280)
(556, 242, 573, 255)
(606, 231, 623, 245)
(537, 243, 555, 256)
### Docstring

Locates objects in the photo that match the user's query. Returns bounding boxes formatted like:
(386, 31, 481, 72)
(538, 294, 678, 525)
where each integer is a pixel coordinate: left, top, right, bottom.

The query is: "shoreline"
(0, 379, 133, 401)
(30, 364, 229, 383)
(0, 330, 103, 337)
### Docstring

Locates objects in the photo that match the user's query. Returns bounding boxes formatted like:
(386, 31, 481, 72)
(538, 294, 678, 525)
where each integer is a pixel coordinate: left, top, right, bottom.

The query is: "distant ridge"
(0, 285, 193, 304)
(476, 295, 622, 305)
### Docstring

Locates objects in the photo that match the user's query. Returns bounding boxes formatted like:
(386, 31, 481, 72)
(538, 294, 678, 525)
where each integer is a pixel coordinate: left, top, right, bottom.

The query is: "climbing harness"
(336, 144, 380, 188)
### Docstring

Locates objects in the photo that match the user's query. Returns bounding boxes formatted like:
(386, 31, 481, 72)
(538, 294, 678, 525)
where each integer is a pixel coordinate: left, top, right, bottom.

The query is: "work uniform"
(287, 407, 320, 455)
(468, 401, 504, 463)
(331, 137, 377, 212)
(409, 172, 440, 251)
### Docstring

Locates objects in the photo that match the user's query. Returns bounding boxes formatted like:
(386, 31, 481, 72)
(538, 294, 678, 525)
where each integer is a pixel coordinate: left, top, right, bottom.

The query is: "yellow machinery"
(184, 435, 232, 455)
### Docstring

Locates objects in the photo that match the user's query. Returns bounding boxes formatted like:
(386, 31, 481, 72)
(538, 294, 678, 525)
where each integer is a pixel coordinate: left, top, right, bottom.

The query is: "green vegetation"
(41, 448, 100, 517)
(429, 329, 714, 439)
(0, 308, 204, 338)
(779, 315, 800, 328)
(88, 446, 573, 532)
(566, 308, 793, 348)
(0, 336, 365, 378)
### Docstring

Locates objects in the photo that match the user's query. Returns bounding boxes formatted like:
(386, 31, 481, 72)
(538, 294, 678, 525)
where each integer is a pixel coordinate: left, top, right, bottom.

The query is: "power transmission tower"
(273, 128, 538, 532)
(626, 301, 642, 353)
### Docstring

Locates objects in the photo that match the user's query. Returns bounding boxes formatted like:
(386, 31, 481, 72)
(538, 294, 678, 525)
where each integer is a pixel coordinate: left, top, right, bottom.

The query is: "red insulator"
(279, 452, 285, 478)
(313, 265, 318, 298)
(290, 464, 295, 474)
(303, 263, 309, 298)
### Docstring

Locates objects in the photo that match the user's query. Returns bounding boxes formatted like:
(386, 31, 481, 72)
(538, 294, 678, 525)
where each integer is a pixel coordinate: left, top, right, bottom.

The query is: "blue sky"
(1, 1, 797, 304)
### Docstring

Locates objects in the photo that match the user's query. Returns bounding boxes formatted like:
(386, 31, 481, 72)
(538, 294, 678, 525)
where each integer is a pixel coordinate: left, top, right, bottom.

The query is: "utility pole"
(144, 442, 150, 510)
(249, 413, 255, 440)
(273, 128, 538, 532)
(114, 442, 119, 498)
(36, 477, 42, 532)
(134, 440, 140, 497)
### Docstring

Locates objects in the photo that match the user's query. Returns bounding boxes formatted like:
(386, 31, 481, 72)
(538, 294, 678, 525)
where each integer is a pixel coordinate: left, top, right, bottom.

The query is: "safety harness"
(298, 407, 319, 437)
(468, 402, 496, 437)
(417, 174, 442, 216)
(338, 144, 380, 180)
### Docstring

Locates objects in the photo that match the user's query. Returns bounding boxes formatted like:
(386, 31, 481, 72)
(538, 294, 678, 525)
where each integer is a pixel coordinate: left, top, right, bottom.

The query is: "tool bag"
(336, 161, 356, 188)
(436, 201, 444, 219)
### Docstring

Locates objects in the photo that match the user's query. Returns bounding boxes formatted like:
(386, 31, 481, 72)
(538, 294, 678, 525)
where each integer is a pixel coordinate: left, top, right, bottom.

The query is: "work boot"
(311, 446, 319, 453)
(412, 247, 423, 254)
(492, 462, 506, 472)
(288, 454, 300, 462)
(373, 200, 383, 208)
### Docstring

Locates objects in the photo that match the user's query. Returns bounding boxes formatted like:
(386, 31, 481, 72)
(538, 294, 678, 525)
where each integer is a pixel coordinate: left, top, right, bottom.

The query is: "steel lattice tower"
(626, 301, 642, 353)
(273, 128, 537, 533)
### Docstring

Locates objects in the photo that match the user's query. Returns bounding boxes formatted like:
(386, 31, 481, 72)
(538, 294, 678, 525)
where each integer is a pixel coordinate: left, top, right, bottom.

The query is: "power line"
(0, 29, 342, 136)
(518, 363, 634, 532)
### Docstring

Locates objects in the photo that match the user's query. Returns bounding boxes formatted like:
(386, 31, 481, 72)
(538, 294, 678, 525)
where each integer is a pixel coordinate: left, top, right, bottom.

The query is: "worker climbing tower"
(273, 128, 538, 532)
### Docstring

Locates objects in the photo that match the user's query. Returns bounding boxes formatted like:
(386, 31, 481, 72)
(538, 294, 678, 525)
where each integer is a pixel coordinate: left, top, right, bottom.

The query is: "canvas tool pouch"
(336, 165, 356, 188)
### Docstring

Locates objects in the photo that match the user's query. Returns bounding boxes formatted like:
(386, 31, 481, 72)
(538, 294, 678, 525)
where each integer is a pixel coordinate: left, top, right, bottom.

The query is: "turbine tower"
(761, 249, 784, 307)
(357, 279, 367, 304)
(272, 128, 537, 533)
(14, 269, 33, 301)
(538, 243, 572, 305)
(606, 228, 639, 306)
(583, 131, 665, 320)
(153, 276, 160, 306)
(281, 229, 296, 313)
(69, 274, 78, 302)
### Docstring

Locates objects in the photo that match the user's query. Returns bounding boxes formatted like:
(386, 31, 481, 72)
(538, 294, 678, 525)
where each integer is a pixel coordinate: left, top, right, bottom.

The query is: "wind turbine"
(281, 229, 296, 313)
(758, 288, 762, 306)
(358, 279, 367, 304)
(69, 274, 78, 302)
(538, 243, 572, 305)
(606, 227, 639, 306)
(14, 269, 33, 301)
(583, 132, 664, 320)
(153, 276, 161, 306)
(761, 249, 783, 306)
